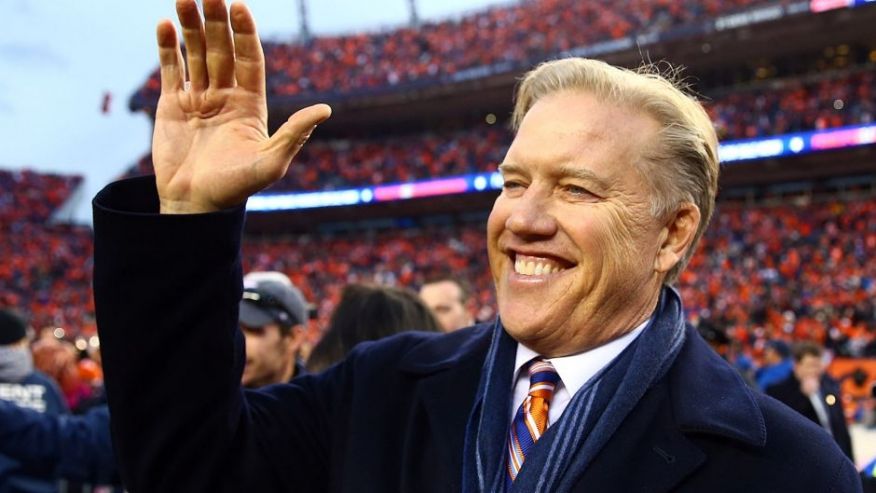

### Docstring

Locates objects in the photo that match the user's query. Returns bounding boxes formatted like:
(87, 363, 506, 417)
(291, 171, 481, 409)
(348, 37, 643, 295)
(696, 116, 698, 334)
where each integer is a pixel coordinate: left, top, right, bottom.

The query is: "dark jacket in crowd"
(766, 373, 855, 462)
(92, 177, 861, 492)
(0, 371, 68, 493)
(0, 400, 117, 487)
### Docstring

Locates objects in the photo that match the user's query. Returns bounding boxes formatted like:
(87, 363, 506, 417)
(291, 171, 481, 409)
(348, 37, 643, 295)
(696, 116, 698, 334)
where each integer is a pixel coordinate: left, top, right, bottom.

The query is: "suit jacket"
(766, 373, 854, 462)
(92, 177, 860, 493)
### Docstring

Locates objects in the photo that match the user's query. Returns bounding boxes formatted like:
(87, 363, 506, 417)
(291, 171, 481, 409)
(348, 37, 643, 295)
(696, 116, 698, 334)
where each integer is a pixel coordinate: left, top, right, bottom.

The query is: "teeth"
(513, 256, 566, 276)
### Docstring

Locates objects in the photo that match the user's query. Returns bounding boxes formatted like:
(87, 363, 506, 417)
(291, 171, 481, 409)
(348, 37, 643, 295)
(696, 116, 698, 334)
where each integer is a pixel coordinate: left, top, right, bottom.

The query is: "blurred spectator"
(306, 283, 441, 372)
(766, 341, 854, 462)
(755, 340, 793, 391)
(239, 272, 311, 387)
(0, 400, 119, 490)
(0, 309, 68, 493)
(31, 338, 95, 412)
(419, 275, 476, 332)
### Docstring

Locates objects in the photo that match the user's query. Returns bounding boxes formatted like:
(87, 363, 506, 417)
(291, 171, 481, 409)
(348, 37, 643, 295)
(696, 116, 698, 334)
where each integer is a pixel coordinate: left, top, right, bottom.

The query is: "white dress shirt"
(808, 392, 833, 436)
(509, 319, 649, 424)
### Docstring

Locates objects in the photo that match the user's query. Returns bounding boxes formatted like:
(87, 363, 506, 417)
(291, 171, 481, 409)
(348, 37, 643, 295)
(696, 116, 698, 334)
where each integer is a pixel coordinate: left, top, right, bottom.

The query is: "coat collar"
(396, 323, 495, 492)
(397, 322, 494, 374)
(668, 325, 767, 448)
(393, 321, 768, 492)
(397, 320, 767, 450)
(570, 326, 768, 493)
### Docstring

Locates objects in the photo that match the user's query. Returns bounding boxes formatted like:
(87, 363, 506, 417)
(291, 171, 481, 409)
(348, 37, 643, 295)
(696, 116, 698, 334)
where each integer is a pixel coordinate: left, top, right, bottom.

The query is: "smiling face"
(488, 90, 673, 357)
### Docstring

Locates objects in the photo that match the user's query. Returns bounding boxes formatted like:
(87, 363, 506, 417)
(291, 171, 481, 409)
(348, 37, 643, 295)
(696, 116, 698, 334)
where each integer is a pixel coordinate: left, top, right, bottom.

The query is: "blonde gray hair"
(512, 58, 719, 284)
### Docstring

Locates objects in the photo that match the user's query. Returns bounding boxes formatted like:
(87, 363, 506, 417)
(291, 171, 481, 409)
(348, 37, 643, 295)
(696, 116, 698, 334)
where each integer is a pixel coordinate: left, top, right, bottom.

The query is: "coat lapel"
(398, 324, 495, 492)
(571, 328, 767, 492)
(568, 382, 706, 493)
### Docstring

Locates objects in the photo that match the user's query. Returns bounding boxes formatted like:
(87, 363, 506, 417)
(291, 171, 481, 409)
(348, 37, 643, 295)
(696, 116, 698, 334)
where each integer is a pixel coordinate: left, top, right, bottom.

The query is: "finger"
(203, 0, 236, 89)
(229, 2, 264, 95)
(176, 0, 208, 91)
(260, 104, 333, 181)
(156, 20, 184, 93)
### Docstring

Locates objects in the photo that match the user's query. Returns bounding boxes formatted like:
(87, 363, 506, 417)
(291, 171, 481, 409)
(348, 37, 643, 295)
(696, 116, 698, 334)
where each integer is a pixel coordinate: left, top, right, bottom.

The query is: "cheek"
(486, 199, 508, 242)
(486, 201, 509, 269)
(590, 210, 654, 284)
(245, 338, 264, 356)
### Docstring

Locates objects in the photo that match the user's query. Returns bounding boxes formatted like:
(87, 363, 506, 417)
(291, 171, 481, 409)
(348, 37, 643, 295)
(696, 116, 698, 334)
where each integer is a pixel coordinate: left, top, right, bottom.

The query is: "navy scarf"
(462, 287, 687, 493)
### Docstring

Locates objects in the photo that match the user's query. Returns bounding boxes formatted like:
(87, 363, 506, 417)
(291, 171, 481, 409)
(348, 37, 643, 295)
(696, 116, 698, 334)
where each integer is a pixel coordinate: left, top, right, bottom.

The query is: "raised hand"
(153, 0, 331, 214)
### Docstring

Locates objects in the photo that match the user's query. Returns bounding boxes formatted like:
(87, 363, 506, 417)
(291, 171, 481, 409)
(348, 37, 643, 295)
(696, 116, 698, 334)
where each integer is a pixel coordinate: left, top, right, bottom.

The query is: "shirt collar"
(513, 319, 650, 397)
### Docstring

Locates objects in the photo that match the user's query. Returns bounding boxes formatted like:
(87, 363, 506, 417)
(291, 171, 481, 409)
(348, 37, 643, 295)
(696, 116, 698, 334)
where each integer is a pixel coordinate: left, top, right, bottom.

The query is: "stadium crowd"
(132, 0, 782, 103)
(681, 197, 876, 359)
(0, 170, 94, 338)
(708, 69, 875, 140)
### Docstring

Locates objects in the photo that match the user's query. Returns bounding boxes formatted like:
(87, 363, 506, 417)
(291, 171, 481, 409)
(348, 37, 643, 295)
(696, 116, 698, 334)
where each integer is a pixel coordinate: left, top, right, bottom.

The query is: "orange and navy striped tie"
(506, 359, 560, 485)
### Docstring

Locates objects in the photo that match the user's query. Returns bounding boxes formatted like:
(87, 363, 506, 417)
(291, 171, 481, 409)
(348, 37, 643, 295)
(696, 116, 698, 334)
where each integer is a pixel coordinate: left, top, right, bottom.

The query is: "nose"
(505, 187, 557, 239)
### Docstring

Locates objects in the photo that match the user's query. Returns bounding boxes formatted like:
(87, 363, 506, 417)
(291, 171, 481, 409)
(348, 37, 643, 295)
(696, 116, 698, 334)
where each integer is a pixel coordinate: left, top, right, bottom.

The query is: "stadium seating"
(0, 169, 94, 336)
(708, 69, 875, 140)
(131, 0, 784, 104)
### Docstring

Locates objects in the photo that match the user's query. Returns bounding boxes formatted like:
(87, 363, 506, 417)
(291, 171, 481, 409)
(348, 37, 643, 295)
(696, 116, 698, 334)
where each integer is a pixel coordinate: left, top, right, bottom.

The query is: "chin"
(498, 300, 547, 340)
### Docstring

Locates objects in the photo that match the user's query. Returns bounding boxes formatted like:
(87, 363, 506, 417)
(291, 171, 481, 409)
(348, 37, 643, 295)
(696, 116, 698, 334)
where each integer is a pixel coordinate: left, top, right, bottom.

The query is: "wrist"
(159, 198, 218, 215)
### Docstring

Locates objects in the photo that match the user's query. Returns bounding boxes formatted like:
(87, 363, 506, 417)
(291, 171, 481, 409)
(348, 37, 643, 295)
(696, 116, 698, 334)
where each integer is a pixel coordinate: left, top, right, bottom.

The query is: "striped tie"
(506, 358, 560, 485)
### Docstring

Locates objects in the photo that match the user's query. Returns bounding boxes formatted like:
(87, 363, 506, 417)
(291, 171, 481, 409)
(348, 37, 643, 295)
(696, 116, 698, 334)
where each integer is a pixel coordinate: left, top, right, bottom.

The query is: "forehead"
(506, 90, 659, 181)
(420, 281, 461, 301)
(798, 354, 823, 366)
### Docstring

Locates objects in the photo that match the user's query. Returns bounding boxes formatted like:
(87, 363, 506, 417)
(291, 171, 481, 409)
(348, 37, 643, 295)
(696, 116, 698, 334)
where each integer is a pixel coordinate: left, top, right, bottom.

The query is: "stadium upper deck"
(129, 0, 876, 124)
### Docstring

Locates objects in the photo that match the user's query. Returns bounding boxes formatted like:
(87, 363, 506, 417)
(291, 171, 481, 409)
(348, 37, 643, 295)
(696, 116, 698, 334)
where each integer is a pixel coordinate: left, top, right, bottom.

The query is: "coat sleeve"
(92, 177, 343, 492)
(0, 400, 117, 484)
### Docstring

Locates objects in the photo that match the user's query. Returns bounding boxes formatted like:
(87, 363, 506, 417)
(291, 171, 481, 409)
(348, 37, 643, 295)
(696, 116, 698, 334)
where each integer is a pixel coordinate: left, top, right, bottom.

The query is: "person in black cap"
(239, 272, 309, 387)
(0, 308, 68, 492)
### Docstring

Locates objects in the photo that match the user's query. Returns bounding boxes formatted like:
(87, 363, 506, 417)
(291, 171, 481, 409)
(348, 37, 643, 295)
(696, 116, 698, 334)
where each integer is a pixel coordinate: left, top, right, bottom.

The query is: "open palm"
(154, 0, 330, 214)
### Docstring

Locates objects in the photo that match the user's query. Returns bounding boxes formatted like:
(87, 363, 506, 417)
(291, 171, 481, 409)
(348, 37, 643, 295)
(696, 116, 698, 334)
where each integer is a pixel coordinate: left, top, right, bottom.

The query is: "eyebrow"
(498, 162, 612, 192)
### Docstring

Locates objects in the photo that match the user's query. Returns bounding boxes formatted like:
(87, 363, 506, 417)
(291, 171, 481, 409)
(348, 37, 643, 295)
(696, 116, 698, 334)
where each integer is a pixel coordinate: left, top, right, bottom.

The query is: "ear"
(285, 324, 307, 357)
(654, 203, 701, 275)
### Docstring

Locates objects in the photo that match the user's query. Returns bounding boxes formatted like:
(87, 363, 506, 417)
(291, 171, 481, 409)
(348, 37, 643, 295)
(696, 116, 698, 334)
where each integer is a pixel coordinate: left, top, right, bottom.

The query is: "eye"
(562, 184, 594, 198)
(501, 180, 526, 195)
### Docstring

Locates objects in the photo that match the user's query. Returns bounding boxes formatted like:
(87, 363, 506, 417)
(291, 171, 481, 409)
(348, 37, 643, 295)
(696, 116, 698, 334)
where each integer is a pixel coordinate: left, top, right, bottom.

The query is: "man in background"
(418, 276, 475, 332)
(0, 309, 68, 492)
(239, 272, 309, 387)
(767, 341, 854, 462)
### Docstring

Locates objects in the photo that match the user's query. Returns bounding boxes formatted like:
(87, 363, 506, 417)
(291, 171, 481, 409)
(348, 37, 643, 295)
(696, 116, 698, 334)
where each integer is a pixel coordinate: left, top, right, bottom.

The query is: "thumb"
(260, 103, 332, 179)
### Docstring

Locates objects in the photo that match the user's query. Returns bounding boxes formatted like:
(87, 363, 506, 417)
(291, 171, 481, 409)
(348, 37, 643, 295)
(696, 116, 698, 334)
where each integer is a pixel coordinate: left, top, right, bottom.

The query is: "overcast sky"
(0, 0, 505, 223)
